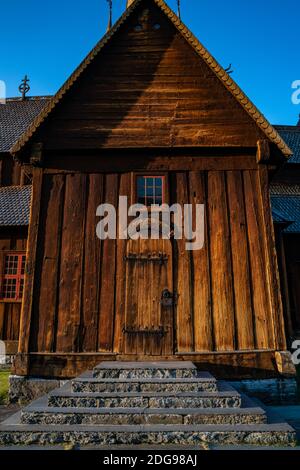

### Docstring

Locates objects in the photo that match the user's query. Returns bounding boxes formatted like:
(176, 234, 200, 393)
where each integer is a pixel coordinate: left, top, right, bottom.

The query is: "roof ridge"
(10, 0, 293, 157)
(5, 96, 52, 102)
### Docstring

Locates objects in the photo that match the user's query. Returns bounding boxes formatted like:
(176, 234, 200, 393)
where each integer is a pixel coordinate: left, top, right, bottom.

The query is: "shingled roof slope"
(274, 125, 300, 164)
(0, 185, 32, 226)
(0, 97, 50, 153)
(10, 0, 292, 158)
(271, 195, 300, 233)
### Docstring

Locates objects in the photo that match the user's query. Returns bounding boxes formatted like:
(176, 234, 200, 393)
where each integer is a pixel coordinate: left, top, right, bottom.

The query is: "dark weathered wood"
(8, 0, 289, 379)
(18, 168, 43, 360)
(258, 166, 286, 350)
(0, 304, 5, 339)
(81, 174, 104, 352)
(98, 174, 118, 352)
(256, 140, 270, 164)
(31, 174, 65, 352)
(226, 171, 254, 350)
(243, 170, 273, 349)
(56, 174, 87, 352)
(173, 172, 193, 353)
(35, 2, 265, 151)
(275, 228, 293, 338)
(13, 350, 279, 380)
(44, 155, 258, 173)
(188, 171, 213, 352)
(208, 171, 235, 351)
(114, 173, 132, 353)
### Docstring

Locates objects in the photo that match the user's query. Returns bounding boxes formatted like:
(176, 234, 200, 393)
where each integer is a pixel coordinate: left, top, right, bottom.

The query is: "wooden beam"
(30, 143, 43, 166)
(258, 166, 286, 350)
(256, 139, 270, 164)
(43, 155, 258, 173)
(18, 168, 43, 366)
(13, 350, 282, 380)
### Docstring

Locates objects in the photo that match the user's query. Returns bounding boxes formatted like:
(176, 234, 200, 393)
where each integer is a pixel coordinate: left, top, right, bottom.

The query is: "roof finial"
(126, 0, 135, 7)
(177, 0, 181, 19)
(19, 75, 30, 100)
(106, 0, 112, 32)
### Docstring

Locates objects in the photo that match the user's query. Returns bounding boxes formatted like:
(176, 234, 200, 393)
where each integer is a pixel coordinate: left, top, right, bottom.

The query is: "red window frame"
(0, 252, 26, 302)
(136, 175, 165, 206)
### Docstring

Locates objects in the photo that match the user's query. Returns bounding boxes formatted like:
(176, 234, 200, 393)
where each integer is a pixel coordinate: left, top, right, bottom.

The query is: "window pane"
(137, 177, 145, 190)
(1, 252, 26, 300)
(146, 178, 154, 187)
(136, 176, 164, 207)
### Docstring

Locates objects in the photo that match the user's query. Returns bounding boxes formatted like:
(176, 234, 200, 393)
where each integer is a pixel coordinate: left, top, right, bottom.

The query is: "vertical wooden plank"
(124, 239, 138, 355)
(113, 173, 132, 353)
(18, 168, 43, 358)
(277, 231, 293, 338)
(81, 174, 104, 352)
(258, 166, 286, 350)
(174, 172, 193, 353)
(137, 239, 147, 354)
(56, 174, 86, 352)
(98, 174, 118, 352)
(189, 171, 213, 352)
(227, 171, 254, 350)
(243, 170, 274, 349)
(31, 174, 65, 352)
(0, 304, 5, 339)
(160, 238, 174, 356)
(11, 304, 21, 340)
(208, 171, 235, 351)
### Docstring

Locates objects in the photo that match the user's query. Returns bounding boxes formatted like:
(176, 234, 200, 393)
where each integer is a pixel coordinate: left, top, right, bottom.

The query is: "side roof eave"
(10, 0, 293, 158)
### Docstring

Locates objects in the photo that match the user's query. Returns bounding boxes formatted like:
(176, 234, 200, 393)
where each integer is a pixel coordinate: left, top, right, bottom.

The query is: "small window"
(153, 23, 161, 30)
(0, 252, 26, 301)
(137, 176, 165, 206)
(134, 24, 143, 32)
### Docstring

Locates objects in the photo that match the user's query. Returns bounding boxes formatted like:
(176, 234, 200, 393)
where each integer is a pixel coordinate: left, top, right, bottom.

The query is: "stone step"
(0, 421, 296, 447)
(72, 371, 217, 394)
(48, 382, 242, 409)
(21, 397, 266, 426)
(93, 361, 199, 379)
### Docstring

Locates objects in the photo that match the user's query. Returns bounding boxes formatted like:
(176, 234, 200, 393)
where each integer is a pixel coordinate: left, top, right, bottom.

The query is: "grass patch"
(0, 370, 10, 405)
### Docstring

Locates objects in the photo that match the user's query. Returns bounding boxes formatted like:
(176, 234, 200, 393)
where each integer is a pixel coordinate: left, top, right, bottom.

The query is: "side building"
(0, 96, 49, 357)
(272, 119, 300, 342)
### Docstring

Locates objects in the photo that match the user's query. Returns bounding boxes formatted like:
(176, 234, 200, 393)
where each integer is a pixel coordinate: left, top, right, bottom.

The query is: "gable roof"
(0, 97, 50, 153)
(10, 0, 292, 158)
(0, 185, 31, 226)
(274, 125, 300, 163)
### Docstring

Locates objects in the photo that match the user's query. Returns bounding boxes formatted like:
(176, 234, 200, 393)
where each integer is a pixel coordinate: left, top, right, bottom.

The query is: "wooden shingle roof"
(275, 125, 300, 163)
(0, 97, 50, 153)
(0, 185, 31, 226)
(10, 0, 292, 157)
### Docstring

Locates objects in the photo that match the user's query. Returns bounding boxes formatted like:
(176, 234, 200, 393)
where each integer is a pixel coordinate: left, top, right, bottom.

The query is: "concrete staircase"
(0, 362, 297, 447)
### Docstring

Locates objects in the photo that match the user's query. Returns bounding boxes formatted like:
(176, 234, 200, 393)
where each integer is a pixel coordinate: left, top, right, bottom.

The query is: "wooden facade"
(11, 0, 291, 378)
(0, 155, 28, 351)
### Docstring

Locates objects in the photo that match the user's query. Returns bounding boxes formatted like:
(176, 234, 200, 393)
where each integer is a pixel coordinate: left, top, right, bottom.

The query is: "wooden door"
(123, 237, 174, 355)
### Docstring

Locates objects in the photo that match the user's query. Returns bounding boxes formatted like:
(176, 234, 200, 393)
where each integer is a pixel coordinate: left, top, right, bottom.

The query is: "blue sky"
(0, 0, 299, 124)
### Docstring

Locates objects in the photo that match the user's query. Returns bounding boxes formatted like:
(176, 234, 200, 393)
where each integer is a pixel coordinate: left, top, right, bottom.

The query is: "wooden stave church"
(0, 0, 298, 380)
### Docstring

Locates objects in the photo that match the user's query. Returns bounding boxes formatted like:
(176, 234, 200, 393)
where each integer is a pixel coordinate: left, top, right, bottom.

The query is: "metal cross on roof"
(177, 0, 181, 19)
(106, 0, 113, 31)
(19, 75, 30, 100)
